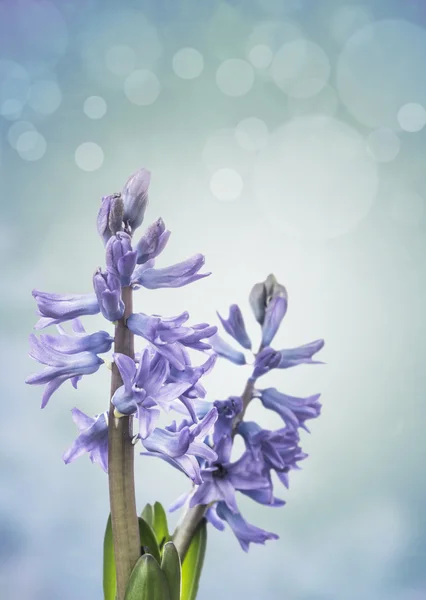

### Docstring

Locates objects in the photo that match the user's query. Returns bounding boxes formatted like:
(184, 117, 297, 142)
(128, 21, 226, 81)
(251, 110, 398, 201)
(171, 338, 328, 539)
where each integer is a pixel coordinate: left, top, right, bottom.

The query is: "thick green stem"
(172, 378, 255, 561)
(108, 286, 140, 600)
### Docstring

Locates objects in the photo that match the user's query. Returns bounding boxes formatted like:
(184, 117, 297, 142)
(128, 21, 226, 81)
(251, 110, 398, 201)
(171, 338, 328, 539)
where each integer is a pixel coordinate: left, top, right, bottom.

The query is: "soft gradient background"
(1, 0, 426, 598)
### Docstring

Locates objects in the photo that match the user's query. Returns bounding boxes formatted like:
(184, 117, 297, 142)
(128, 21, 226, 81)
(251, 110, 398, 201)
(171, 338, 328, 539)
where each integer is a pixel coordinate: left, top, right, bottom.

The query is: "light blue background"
(1, 0, 426, 598)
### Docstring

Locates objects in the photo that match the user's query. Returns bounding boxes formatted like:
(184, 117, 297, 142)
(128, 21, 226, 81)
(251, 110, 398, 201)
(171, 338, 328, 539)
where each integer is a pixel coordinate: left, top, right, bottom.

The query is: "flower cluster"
(26, 168, 219, 478)
(165, 274, 325, 551)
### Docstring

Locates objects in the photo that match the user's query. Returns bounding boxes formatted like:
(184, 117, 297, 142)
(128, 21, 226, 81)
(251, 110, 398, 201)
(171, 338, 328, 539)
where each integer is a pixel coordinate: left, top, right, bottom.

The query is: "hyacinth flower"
(25, 167, 218, 600)
(26, 166, 325, 599)
(172, 275, 324, 556)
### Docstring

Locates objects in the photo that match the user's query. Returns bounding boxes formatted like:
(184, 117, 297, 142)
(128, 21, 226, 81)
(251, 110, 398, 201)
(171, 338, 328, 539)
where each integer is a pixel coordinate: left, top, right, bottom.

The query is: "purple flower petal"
(209, 334, 246, 365)
(216, 502, 278, 552)
(32, 290, 99, 327)
(277, 339, 325, 368)
(261, 294, 288, 347)
(132, 254, 210, 289)
(113, 353, 137, 394)
(217, 304, 252, 350)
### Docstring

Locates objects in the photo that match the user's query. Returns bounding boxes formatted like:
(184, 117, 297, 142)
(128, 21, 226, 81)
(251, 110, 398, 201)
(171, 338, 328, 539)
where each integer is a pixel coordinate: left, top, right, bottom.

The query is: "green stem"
(108, 286, 140, 600)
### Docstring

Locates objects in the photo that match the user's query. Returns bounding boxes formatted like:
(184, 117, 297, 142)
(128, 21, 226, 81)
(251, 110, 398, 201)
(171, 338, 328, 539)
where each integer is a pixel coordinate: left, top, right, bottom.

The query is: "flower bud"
(105, 232, 137, 286)
(135, 218, 170, 264)
(249, 274, 288, 347)
(96, 193, 124, 246)
(121, 167, 151, 232)
(93, 269, 124, 322)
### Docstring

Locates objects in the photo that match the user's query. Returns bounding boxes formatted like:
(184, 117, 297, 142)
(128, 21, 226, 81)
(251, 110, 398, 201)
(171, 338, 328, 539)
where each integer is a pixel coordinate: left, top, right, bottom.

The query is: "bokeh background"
(1, 0, 426, 598)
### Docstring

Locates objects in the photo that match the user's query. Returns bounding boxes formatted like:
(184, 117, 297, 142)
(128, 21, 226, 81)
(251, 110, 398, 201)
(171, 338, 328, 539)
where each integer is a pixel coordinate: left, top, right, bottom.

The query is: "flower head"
(141, 407, 218, 484)
(111, 350, 192, 439)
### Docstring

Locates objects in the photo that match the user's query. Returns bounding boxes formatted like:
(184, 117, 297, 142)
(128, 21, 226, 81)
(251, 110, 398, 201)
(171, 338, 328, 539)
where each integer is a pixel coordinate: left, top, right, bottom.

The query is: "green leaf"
(153, 502, 170, 550)
(140, 503, 154, 528)
(138, 517, 161, 564)
(181, 520, 207, 600)
(124, 554, 171, 600)
(161, 542, 181, 600)
(103, 514, 116, 600)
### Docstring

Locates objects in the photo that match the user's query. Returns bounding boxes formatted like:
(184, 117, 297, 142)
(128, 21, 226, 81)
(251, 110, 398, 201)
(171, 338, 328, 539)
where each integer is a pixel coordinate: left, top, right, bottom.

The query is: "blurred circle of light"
(336, 20, 426, 129)
(248, 44, 273, 69)
(331, 5, 374, 44)
(216, 59, 255, 97)
(28, 80, 62, 115)
(16, 131, 47, 161)
(202, 128, 256, 178)
(0, 1, 68, 73)
(390, 191, 425, 227)
(105, 45, 136, 76)
(271, 39, 331, 99)
(83, 96, 107, 119)
(287, 83, 339, 117)
(0, 99, 23, 120)
(235, 117, 269, 151)
(367, 129, 400, 163)
(210, 168, 243, 201)
(172, 47, 204, 79)
(397, 103, 426, 132)
(0, 60, 31, 110)
(252, 115, 379, 241)
(7, 120, 36, 148)
(124, 70, 161, 105)
(75, 142, 104, 172)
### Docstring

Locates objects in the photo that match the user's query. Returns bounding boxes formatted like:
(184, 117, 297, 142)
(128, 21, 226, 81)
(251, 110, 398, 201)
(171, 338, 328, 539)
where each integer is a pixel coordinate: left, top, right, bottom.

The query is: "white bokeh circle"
(337, 20, 426, 129)
(0, 99, 23, 120)
(7, 121, 36, 148)
(253, 115, 379, 240)
(28, 80, 62, 115)
(16, 131, 47, 161)
(397, 103, 426, 132)
(0, 60, 30, 111)
(105, 45, 136, 76)
(367, 129, 400, 162)
(172, 48, 204, 79)
(124, 70, 161, 106)
(83, 96, 107, 119)
(202, 128, 256, 177)
(216, 59, 255, 97)
(271, 39, 331, 98)
(390, 191, 424, 227)
(210, 168, 243, 201)
(75, 142, 104, 172)
(248, 45, 274, 69)
(235, 118, 269, 151)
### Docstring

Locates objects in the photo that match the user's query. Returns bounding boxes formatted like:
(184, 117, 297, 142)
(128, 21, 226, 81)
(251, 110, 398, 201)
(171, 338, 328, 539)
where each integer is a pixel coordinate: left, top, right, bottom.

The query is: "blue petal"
(217, 304, 252, 350)
(209, 334, 246, 365)
(216, 503, 278, 552)
(261, 295, 287, 347)
(277, 339, 325, 368)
